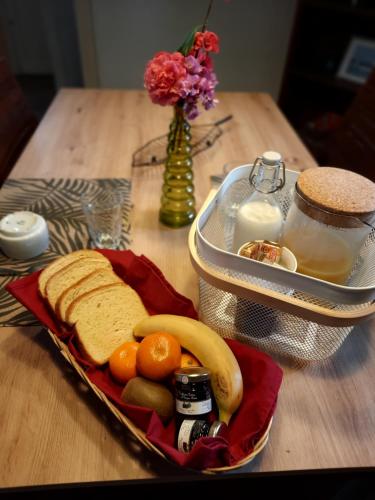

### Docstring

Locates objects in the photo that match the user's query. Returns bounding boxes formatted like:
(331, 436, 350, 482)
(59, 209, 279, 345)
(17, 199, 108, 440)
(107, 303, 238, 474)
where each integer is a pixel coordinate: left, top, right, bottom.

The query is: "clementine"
(136, 332, 181, 381)
(180, 352, 200, 368)
(109, 341, 140, 384)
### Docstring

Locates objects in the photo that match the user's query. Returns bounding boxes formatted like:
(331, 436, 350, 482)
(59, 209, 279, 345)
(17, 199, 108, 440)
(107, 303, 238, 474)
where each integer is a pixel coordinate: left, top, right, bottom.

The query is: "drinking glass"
(81, 185, 124, 249)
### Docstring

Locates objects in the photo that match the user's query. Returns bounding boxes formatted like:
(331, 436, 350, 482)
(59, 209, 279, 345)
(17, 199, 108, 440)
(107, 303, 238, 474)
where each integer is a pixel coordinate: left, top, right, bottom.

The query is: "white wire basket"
(188, 166, 375, 362)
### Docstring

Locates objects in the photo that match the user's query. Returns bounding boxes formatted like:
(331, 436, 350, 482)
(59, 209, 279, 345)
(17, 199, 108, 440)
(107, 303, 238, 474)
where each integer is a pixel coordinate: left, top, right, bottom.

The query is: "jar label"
(177, 419, 210, 453)
(178, 419, 195, 453)
(175, 379, 212, 402)
(176, 398, 212, 415)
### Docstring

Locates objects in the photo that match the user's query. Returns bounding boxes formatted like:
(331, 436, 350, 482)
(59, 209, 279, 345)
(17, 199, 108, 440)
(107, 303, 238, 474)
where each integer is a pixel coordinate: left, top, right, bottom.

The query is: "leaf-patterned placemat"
(0, 178, 132, 326)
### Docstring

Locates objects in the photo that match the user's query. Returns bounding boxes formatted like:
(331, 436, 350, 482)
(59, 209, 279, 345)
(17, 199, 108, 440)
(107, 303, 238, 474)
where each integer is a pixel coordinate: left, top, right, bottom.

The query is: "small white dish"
(237, 241, 297, 272)
(277, 246, 298, 272)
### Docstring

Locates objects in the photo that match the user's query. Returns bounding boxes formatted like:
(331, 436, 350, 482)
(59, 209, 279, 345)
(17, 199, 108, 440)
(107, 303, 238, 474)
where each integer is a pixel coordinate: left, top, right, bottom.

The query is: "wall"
(82, 0, 297, 100)
(0, 0, 82, 87)
(0, 0, 52, 74)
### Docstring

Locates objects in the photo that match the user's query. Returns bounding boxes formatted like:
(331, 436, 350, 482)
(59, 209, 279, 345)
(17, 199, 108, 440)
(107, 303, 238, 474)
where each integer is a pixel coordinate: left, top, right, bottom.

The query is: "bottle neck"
(252, 163, 281, 194)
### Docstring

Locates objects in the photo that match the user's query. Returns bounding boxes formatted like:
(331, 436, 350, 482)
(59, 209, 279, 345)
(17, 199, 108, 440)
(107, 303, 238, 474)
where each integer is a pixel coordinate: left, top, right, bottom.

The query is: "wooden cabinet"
(279, 0, 375, 166)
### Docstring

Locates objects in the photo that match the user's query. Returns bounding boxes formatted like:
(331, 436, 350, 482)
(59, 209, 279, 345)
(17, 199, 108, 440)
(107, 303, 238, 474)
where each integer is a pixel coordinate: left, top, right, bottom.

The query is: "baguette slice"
(38, 250, 109, 298)
(45, 257, 112, 311)
(69, 283, 149, 365)
(57, 268, 122, 323)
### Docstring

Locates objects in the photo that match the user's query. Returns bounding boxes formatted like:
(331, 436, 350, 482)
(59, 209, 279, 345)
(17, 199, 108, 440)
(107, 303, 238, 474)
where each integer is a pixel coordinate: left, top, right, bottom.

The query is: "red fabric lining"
(6, 249, 282, 470)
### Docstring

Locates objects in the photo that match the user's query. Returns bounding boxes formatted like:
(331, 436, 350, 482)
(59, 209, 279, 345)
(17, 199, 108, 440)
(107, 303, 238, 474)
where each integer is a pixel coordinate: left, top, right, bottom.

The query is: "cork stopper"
(297, 167, 375, 222)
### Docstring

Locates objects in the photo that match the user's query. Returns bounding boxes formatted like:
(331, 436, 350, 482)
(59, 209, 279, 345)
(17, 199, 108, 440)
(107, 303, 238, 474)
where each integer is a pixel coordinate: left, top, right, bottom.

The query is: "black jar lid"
(174, 366, 211, 382)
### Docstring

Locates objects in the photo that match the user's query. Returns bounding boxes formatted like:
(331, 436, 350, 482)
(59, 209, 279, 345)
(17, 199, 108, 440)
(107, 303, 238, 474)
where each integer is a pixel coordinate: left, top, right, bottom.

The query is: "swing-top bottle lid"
(249, 151, 285, 194)
(261, 151, 282, 166)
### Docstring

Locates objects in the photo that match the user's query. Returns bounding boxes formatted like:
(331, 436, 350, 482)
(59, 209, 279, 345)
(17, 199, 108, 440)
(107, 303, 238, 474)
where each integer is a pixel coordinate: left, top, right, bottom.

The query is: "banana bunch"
(133, 314, 243, 425)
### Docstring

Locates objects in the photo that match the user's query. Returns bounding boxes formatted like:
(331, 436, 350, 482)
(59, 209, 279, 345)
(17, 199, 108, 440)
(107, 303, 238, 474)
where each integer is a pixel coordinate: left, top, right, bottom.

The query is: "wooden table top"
(1, 89, 374, 488)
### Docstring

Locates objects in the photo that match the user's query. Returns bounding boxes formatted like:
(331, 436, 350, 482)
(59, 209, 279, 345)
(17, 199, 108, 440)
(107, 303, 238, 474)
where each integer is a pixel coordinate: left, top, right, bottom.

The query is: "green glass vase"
(159, 104, 196, 228)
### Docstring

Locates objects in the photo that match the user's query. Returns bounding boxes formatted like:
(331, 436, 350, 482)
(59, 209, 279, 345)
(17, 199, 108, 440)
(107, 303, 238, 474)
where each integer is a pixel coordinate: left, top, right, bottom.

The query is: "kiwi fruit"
(121, 377, 174, 420)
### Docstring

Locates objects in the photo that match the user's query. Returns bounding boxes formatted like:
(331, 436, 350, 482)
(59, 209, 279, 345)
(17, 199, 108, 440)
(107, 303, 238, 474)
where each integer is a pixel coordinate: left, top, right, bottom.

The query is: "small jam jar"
(177, 419, 228, 453)
(174, 367, 213, 423)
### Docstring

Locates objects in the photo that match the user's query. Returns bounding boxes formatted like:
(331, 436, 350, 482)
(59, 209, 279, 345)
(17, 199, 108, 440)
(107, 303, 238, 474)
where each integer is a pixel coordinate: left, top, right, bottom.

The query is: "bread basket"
(189, 166, 375, 362)
(48, 329, 272, 474)
(6, 246, 280, 473)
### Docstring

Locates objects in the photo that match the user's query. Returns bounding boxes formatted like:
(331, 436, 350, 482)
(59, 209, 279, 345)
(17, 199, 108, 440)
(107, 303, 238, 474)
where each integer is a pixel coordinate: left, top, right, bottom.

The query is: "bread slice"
(68, 283, 149, 365)
(38, 250, 109, 298)
(45, 258, 112, 311)
(57, 268, 122, 323)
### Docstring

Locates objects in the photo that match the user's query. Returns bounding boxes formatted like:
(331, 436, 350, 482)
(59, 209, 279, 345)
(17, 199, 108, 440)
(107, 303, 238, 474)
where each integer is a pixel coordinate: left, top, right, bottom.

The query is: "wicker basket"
(188, 166, 375, 362)
(48, 329, 272, 473)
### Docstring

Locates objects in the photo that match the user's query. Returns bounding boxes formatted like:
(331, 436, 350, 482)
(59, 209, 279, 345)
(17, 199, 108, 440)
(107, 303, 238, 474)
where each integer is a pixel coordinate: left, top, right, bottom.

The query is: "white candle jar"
(0, 211, 49, 259)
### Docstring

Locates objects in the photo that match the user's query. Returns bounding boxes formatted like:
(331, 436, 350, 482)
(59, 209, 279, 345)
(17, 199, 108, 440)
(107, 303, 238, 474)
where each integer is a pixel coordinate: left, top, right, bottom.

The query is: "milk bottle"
(232, 151, 285, 253)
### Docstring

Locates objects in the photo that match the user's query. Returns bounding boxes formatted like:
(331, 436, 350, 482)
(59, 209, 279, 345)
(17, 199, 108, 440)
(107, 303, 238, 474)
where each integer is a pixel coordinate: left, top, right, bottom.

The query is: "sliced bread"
(45, 257, 112, 311)
(38, 250, 109, 297)
(68, 283, 149, 365)
(56, 267, 122, 323)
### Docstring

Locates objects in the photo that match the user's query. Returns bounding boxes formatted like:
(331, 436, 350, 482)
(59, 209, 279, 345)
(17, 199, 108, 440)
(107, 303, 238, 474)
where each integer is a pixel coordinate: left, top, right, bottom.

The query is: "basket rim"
(197, 165, 375, 305)
(47, 329, 271, 474)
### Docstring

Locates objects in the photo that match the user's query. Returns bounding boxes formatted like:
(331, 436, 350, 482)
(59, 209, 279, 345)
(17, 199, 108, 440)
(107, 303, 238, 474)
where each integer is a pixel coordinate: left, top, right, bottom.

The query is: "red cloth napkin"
(6, 249, 283, 470)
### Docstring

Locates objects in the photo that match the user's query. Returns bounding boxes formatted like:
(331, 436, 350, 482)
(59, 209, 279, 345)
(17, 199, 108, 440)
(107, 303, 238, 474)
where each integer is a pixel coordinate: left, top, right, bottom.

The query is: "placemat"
(0, 178, 131, 326)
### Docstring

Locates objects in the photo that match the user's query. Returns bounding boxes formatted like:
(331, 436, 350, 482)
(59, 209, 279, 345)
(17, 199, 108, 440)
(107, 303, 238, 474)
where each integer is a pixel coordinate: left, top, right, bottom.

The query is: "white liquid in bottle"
(232, 151, 285, 253)
(232, 199, 283, 253)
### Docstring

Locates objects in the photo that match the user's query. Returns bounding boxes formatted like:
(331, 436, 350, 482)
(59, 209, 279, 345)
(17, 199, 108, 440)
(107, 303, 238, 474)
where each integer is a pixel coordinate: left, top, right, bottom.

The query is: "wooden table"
(1, 89, 374, 489)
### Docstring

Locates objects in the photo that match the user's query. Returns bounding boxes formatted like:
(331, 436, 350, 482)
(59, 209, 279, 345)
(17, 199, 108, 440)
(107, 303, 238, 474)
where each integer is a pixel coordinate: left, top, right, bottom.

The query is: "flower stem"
(202, 0, 214, 33)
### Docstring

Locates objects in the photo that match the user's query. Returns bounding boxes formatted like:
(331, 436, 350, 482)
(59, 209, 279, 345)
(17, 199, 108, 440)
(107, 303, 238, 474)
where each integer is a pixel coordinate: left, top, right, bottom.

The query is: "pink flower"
(144, 31, 219, 119)
(177, 73, 201, 99)
(201, 54, 214, 71)
(144, 51, 187, 106)
(184, 55, 202, 74)
(193, 31, 220, 53)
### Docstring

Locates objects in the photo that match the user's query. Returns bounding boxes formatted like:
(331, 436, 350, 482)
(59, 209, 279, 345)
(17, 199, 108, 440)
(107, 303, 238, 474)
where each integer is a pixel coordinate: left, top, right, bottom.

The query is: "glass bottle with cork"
(232, 151, 285, 254)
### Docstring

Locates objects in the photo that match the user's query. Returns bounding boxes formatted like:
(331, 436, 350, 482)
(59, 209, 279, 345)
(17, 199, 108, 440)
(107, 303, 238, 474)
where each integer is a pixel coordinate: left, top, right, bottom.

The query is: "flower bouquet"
(144, 1, 219, 227)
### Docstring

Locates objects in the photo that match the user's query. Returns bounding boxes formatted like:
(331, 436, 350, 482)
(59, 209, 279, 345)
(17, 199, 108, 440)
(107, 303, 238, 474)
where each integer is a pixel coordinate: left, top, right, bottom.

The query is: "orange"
(109, 341, 140, 384)
(136, 332, 181, 381)
(181, 352, 200, 368)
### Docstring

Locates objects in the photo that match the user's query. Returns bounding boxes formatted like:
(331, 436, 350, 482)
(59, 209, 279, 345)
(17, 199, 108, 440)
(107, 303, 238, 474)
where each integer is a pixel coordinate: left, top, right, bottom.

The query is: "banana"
(133, 314, 243, 425)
